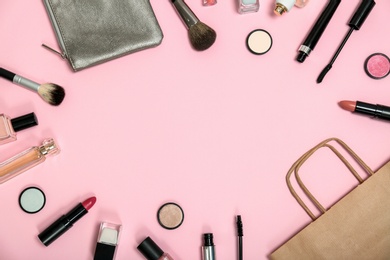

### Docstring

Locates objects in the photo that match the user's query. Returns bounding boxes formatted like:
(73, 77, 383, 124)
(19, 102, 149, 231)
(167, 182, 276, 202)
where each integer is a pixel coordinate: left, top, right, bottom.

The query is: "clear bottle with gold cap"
(274, 0, 309, 15)
(0, 138, 60, 184)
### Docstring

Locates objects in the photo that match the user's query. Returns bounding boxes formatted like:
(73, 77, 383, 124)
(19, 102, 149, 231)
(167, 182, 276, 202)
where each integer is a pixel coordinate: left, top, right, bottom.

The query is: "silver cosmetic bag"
(43, 0, 163, 71)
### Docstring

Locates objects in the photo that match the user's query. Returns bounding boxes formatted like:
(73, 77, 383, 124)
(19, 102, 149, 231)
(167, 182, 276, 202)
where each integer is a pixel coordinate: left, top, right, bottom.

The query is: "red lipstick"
(38, 196, 96, 246)
(339, 100, 390, 122)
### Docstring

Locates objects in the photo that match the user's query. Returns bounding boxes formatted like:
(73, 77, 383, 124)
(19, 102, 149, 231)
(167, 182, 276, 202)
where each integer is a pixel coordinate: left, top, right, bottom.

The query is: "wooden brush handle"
(0, 67, 16, 82)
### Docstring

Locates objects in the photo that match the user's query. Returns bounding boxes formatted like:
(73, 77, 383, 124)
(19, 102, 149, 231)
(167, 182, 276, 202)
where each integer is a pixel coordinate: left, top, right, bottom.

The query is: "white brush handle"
(13, 75, 40, 92)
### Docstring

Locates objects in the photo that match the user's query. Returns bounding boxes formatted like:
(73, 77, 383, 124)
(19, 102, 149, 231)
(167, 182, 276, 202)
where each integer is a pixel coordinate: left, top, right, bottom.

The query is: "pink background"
(1, 0, 389, 259)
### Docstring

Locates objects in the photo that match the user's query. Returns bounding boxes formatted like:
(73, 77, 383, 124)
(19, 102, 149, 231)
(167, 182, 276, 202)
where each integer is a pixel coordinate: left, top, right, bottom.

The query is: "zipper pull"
(41, 44, 67, 60)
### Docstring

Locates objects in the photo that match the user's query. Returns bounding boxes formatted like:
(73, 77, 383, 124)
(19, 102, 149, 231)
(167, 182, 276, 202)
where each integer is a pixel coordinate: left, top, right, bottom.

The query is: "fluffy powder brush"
(171, 0, 217, 51)
(0, 67, 65, 106)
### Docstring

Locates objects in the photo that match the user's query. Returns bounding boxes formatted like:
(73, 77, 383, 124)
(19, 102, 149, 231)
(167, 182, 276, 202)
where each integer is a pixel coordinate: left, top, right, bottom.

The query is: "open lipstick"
(339, 100, 390, 122)
(38, 196, 97, 246)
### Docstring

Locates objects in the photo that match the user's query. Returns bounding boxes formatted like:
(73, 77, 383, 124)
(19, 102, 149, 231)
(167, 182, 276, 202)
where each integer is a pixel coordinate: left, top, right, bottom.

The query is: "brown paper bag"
(270, 138, 390, 260)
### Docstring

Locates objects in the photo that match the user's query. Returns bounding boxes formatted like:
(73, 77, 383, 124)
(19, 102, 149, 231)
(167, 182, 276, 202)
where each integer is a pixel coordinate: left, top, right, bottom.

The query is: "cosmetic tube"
(137, 237, 174, 260)
(0, 138, 59, 184)
(238, 0, 260, 14)
(296, 0, 341, 63)
(202, 233, 216, 260)
(274, 0, 309, 15)
(38, 197, 96, 246)
(0, 113, 38, 145)
(94, 222, 122, 260)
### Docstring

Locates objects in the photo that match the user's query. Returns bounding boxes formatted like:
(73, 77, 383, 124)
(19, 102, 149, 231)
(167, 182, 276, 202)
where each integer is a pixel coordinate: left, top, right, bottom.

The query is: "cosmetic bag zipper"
(42, 0, 69, 61)
(41, 44, 67, 60)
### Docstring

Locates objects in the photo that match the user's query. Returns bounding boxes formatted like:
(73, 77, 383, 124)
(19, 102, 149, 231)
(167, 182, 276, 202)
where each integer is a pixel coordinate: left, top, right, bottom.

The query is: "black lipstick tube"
(38, 203, 88, 246)
(297, 0, 341, 63)
(355, 101, 390, 121)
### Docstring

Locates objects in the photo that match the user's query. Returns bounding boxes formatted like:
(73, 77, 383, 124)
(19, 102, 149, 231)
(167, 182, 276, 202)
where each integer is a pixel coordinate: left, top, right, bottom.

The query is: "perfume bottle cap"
(39, 138, 60, 156)
(10, 112, 38, 132)
(137, 237, 164, 260)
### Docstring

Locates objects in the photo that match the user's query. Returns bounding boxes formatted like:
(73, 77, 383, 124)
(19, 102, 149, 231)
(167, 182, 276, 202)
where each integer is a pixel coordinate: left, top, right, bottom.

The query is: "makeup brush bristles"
(189, 22, 216, 51)
(38, 83, 65, 106)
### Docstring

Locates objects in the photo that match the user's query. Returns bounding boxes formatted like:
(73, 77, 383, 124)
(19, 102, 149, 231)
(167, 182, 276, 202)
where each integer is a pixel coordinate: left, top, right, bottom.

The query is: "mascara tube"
(202, 233, 215, 260)
(297, 0, 341, 63)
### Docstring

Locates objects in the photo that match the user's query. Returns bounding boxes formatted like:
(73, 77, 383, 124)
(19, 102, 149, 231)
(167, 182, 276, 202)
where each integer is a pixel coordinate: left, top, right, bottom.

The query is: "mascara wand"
(236, 215, 243, 260)
(0, 67, 65, 106)
(317, 0, 376, 83)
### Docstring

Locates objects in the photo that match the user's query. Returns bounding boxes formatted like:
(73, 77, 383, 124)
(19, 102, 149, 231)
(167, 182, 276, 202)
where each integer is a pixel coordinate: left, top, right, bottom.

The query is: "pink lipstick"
(339, 100, 390, 122)
(38, 196, 96, 246)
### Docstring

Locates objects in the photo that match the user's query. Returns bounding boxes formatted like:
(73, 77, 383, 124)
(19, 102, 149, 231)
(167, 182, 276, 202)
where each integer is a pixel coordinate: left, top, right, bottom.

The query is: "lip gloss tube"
(0, 138, 59, 184)
(38, 196, 97, 246)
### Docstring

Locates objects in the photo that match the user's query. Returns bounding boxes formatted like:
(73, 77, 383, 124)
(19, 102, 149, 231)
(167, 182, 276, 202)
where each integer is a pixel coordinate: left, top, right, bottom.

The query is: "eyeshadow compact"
(364, 53, 390, 80)
(157, 202, 184, 230)
(246, 29, 273, 55)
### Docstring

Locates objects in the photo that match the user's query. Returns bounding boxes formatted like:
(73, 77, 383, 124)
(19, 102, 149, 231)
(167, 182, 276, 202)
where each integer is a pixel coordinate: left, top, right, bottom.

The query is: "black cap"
(203, 233, 214, 246)
(137, 237, 164, 260)
(11, 112, 38, 132)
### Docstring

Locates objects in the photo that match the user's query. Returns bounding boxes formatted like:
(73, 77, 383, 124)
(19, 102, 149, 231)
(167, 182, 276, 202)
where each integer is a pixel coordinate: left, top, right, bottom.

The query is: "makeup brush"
(0, 67, 65, 106)
(317, 0, 376, 83)
(171, 0, 217, 51)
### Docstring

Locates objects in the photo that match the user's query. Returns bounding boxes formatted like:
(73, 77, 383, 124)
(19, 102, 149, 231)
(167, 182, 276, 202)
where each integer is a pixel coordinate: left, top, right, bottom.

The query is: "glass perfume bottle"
(0, 138, 60, 184)
(238, 0, 260, 14)
(203, 0, 217, 6)
(0, 112, 38, 145)
(274, 0, 309, 15)
(137, 237, 174, 260)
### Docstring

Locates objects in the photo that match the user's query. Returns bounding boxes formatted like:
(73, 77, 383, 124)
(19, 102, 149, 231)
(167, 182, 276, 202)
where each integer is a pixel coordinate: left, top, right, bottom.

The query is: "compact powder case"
(246, 29, 273, 55)
(157, 202, 184, 230)
(364, 53, 390, 79)
(19, 187, 46, 214)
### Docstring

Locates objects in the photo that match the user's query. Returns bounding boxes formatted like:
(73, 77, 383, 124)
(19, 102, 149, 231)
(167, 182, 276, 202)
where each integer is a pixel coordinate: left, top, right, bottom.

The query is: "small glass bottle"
(0, 138, 60, 184)
(0, 112, 38, 145)
(203, 0, 217, 6)
(137, 237, 174, 260)
(238, 0, 260, 14)
(274, 0, 309, 15)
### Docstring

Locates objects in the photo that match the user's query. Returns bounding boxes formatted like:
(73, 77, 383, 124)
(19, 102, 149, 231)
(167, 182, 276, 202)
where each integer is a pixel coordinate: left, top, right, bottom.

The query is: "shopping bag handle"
(286, 138, 374, 220)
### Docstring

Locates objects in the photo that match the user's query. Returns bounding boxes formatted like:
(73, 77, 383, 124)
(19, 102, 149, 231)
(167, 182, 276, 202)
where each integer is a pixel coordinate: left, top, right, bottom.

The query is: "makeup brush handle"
(0, 67, 16, 82)
(171, 0, 199, 29)
(13, 75, 40, 92)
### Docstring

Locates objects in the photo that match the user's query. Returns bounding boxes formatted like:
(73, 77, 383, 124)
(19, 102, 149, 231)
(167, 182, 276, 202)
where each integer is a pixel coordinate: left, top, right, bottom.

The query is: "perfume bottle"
(137, 237, 174, 260)
(238, 0, 260, 14)
(274, 0, 309, 15)
(203, 0, 217, 6)
(0, 138, 60, 184)
(0, 112, 38, 145)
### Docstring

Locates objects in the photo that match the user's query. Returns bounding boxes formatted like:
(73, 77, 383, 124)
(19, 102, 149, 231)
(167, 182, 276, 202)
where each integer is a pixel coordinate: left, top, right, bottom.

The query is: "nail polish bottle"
(0, 113, 38, 145)
(137, 237, 174, 260)
(203, 0, 217, 6)
(274, 0, 309, 15)
(0, 138, 60, 184)
(238, 0, 260, 14)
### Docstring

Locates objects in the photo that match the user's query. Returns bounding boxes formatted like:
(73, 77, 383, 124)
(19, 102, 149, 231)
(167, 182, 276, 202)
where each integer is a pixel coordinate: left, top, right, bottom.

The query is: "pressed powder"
(19, 187, 46, 213)
(157, 202, 184, 230)
(364, 53, 390, 79)
(246, 29, 273, 55)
